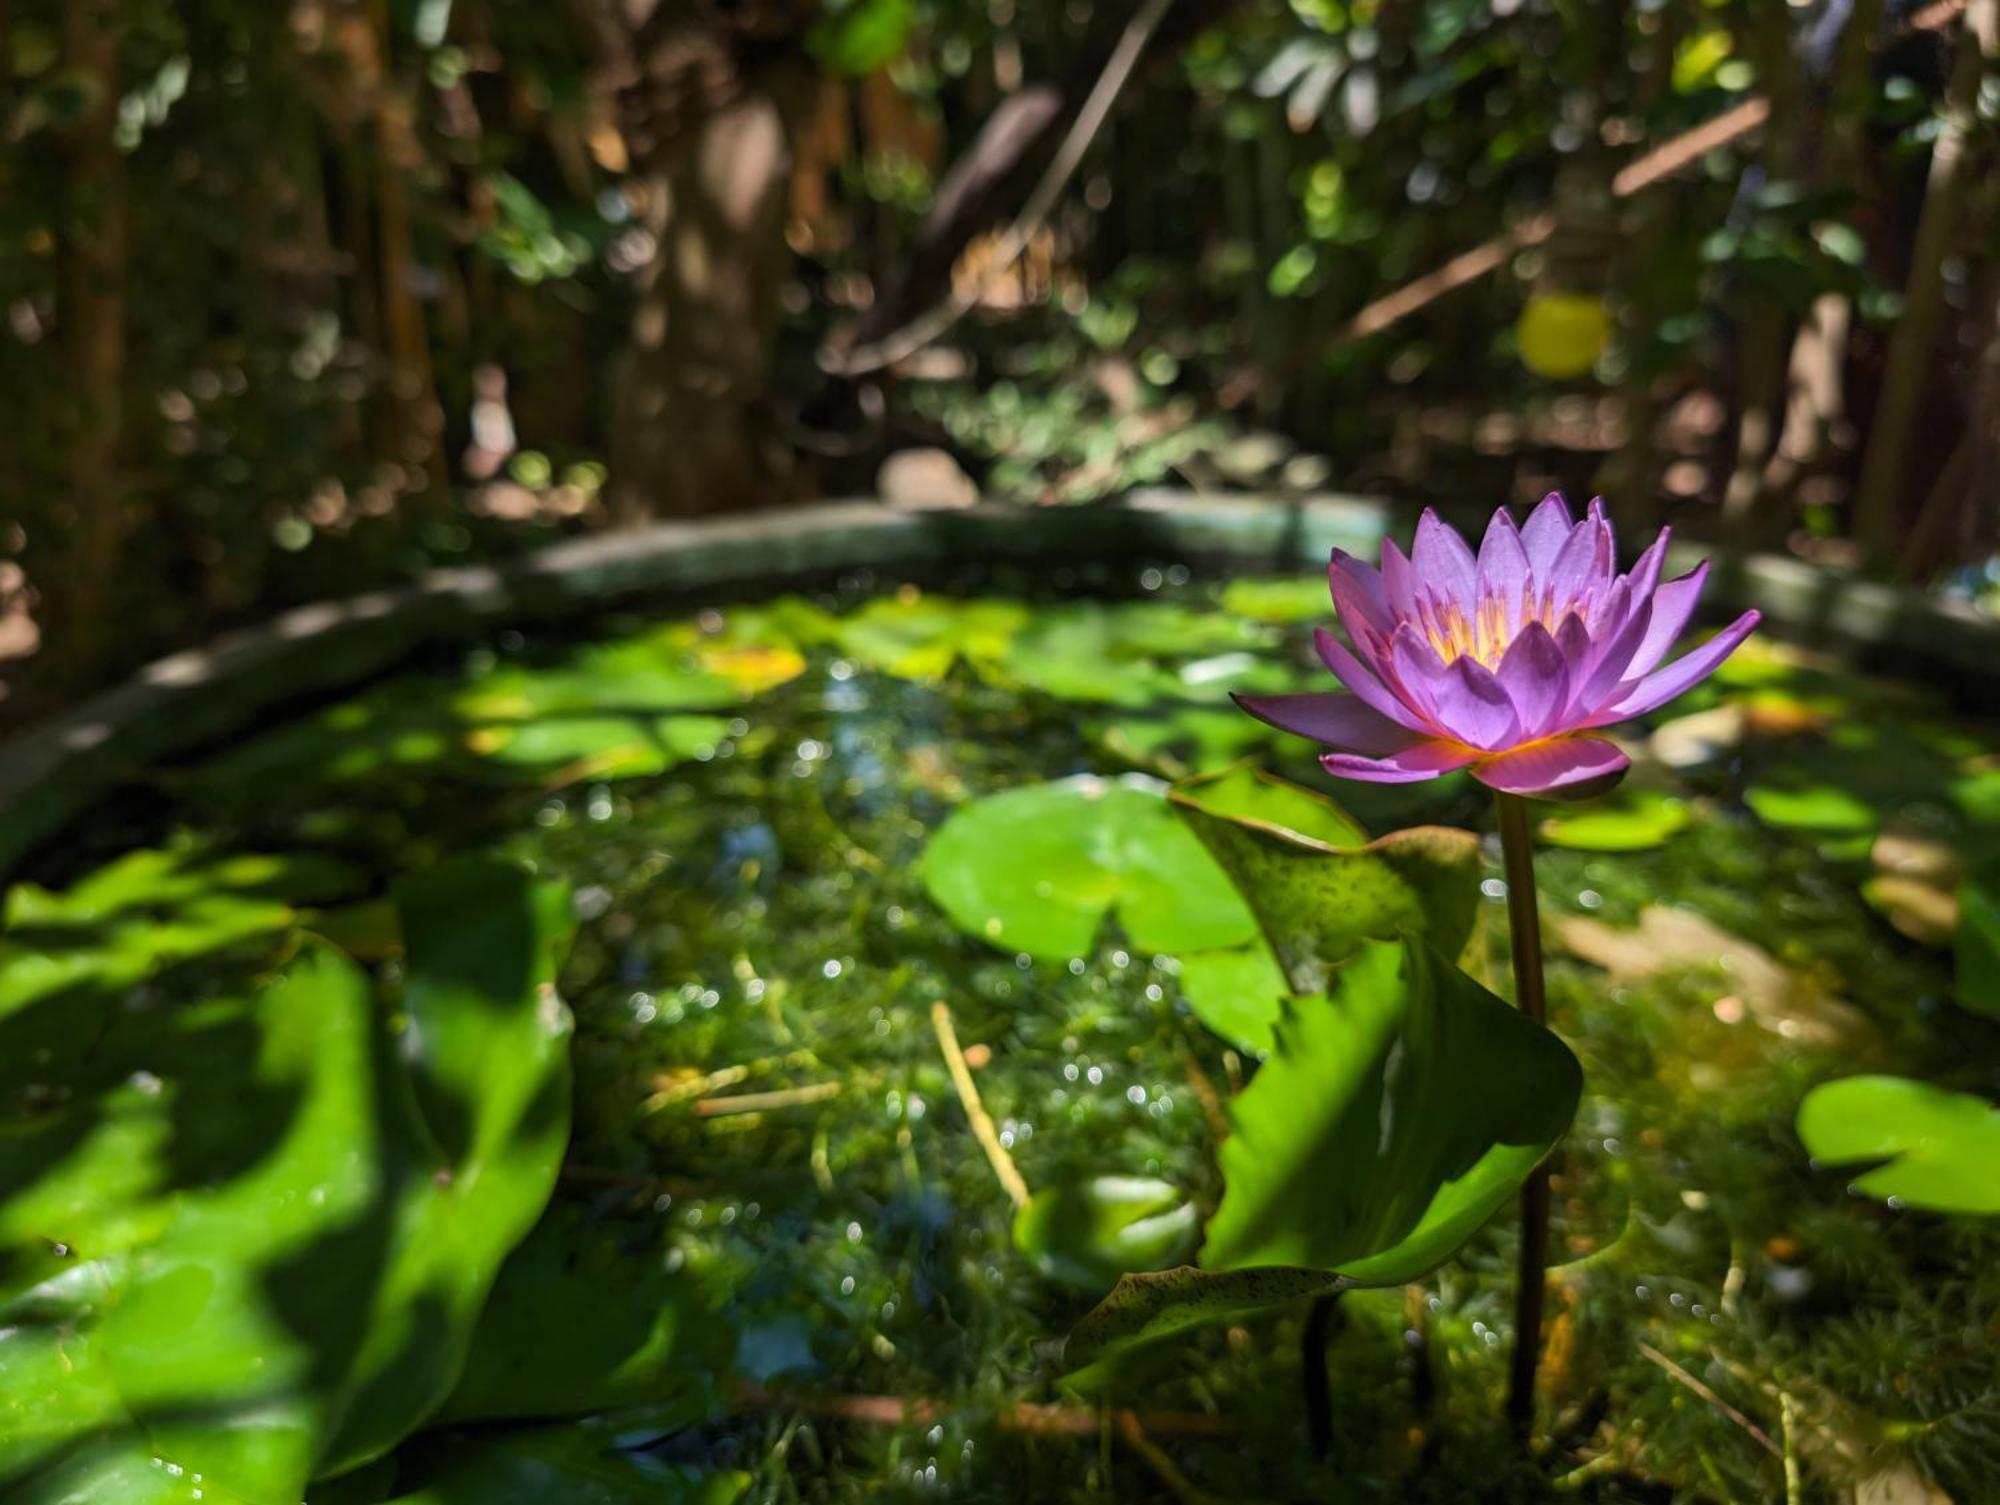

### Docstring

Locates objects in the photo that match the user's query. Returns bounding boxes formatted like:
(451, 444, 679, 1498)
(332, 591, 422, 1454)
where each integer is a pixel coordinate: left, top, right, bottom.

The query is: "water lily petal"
(1314, 626, 1430, 732)
(1232, 690, 1418, 756)
(1592, 609, 1762, 722)
(1321, 740, 1479, 784)
(1546, 500, 1615, 609)
(1379, 537, 1418, 620)
(1412, 508, 1479, 612)
(1328, 549, 1396, 646)
(1430, 655, 1521, 750)
(1616, 560, 1708, 683)
(1520, 492, 1574, 574)
(1493, 622, 1571, 739)
(1476, 511, 1533, 634)
(1472, 735, 1631, 795)
(1386, 621, 1449, 726)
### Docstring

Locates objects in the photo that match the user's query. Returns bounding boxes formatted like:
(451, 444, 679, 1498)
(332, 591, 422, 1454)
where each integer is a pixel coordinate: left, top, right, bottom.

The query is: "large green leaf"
(1201, 938, 1581, 1281)
(0, 846, 362, 1007)
(1176, 943, 1290, 1056)
(1796, 1076, 2000, 1214)
(380, 1424, 750, 1505)
(0, 859, 575, 1503)
(921, 775, 1256, 960)
(435, 1201, 734, 1425)
(1171, 765, 1480, 995)
(1061, 1265, 1345, 1380)
(1011, 1177, 1200, 1293)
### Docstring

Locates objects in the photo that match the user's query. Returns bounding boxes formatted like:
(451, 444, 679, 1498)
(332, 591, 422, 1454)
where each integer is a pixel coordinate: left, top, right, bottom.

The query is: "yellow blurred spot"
(1518, 292, 1612, 380)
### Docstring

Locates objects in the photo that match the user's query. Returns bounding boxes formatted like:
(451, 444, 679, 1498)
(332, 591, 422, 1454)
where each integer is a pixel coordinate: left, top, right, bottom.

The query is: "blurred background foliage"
(0, 0, 1994, 711)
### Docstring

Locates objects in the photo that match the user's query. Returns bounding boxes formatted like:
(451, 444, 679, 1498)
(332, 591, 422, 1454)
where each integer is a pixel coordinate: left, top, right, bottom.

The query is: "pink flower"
(1235, 495, 1760, 797)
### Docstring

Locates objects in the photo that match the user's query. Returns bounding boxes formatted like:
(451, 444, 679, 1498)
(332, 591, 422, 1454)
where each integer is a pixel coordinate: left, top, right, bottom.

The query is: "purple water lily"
(1236, 495, 1759, 796)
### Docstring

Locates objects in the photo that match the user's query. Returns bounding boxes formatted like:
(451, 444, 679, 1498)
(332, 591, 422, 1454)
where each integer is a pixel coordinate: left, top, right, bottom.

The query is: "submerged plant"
(1238, 494, 1758, 1437)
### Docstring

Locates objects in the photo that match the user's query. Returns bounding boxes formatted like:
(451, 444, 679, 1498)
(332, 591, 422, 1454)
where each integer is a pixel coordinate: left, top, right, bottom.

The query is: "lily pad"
(0, 860, 576, 1502)
(1200, 938, 1582, 1280)
(436, 1202, 734, 1425)
(921, 775, 1256, 961)
(1219, 576, 1333, 624)
(1744, 783, 1879, 837)
(834, 595, 1027, 680)
(1538, 789, 1692, 852)
(1012, 1177, 1200, 1292)
(1796, 1076, 2000, 1214)
(1002, 603, 1272, 706)
(1177, 944, 1290, 1056)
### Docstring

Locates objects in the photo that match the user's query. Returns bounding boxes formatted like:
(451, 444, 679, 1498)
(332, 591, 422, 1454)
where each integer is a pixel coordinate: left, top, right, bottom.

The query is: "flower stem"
(1494, 791, 1552, 1441)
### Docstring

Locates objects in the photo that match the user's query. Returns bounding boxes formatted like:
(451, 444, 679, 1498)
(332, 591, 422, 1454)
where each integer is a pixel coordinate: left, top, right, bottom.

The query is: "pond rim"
(3, 489, 1994, 878)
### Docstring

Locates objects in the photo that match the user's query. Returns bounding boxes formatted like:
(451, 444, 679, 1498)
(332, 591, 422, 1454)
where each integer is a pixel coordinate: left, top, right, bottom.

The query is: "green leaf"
(381, 1424, 750, 1505)
(834, 595, 1027, 681)
(472, 712, 732, 779)
(1796, 1076, 2000, 1214)
(1171, 765, 1479, 993)
(807, 0, 915, 76)
(1062, 1265, 1345, 1378)
(1201, 939, 1581, 1282)
(1955, 858, 2000, 1019)
(1219, 577, 1332, 624)
(435, 1202, 734, 1425)
(1537, 789, 1692, 852)
(1001, 603, 1272, 706)
(1177, 943, 1290, 1055)
(0, 860, 576, 1502)
(1012, 1177, 1200, 1292)
(921, 775, 1256, 961)
(1744, 783, 1879, 836)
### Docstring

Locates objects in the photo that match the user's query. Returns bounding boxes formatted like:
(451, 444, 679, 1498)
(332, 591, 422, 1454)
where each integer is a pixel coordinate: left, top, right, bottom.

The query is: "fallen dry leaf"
(1556, 905, 1870, 1050)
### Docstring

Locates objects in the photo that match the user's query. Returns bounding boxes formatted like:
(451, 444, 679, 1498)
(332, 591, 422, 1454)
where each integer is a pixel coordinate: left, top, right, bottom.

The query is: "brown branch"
(932, 1001, 1031, 1209)
(1635, 1341, 1782, 1458)
(732, 1383, 1236, 1437)
(824, 0, 1180, 377)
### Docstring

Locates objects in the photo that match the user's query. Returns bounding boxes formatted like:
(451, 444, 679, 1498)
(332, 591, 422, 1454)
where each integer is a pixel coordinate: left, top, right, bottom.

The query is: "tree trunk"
(1851, 0, 1996, 561)
(53, 0, 129, 678)
(606, 17, 812, 521)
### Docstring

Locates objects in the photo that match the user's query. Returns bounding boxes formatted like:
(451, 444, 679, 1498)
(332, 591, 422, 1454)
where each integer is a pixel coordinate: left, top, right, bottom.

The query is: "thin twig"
(643, 1049, 821, 1113)
(931, 1001, 1031, 1209)
(1117, 1410, 1219, 1505)
(1634, 1341, 1781, 1459)
(825, 0, 1177, 377)
(1176, 1042, 1231, 1142)
(694, 1081, 842, 1118)
(1780, 1391, 1803, 1505)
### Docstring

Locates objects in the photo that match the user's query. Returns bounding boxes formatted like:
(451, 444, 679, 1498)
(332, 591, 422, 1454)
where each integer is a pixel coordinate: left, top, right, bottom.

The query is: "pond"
(5, 558, 1999, 1504)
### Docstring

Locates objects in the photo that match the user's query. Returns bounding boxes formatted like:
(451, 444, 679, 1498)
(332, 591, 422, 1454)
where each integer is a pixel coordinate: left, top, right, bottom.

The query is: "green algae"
(7, 575, 2000, 1503)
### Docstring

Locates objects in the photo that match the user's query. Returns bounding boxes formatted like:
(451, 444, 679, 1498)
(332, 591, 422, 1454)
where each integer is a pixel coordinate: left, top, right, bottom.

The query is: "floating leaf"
(1538, 789, 1691, 852)
(0, 846, 363, 1011)
(0, 860, 576, 1502)
(835, 595, 1027, 681)
(1797, 1076, 2000, 1214)
(807, 0, 915, 76)
(1219, 577, 1332, 624)
(1012, 1177, 1199, 1293)
(470, 712, 732, 780)
(381, 1424, 751, 1505)
(1177, 944, 1289, 1056)
(1002, 603, 1272, 706)
(1171, 765, 1479, 993)
(436, 1201, 734, 1426)
(1202, 939, 1580, 1282)
(921, 776, 1255, 961)
(1744, 783, 1878, 837)
(1063, 1265, 1344, 1379)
